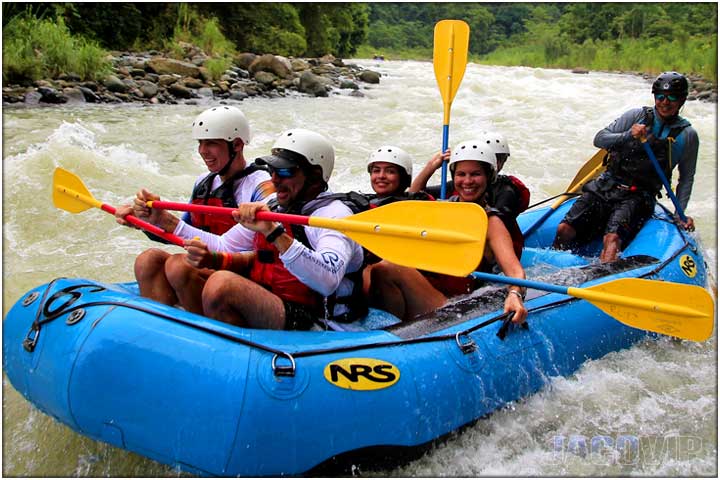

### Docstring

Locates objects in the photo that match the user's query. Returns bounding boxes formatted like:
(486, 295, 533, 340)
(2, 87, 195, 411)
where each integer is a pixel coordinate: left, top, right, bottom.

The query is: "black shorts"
(561, 177, 656, 247)
(282, 300, 318, 331)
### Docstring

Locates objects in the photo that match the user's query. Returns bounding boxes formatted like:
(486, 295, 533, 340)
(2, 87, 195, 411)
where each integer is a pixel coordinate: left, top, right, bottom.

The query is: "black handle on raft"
(496, 312, 529, 341)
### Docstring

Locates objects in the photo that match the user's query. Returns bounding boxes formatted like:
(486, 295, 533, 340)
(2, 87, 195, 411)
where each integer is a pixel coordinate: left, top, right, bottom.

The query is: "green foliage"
(247, 27, 307, 57)
(362, 2, 716, 83)
(3, 13, 110, 83)
(204, 57, 232, 81)
(483, 32, 717, 83)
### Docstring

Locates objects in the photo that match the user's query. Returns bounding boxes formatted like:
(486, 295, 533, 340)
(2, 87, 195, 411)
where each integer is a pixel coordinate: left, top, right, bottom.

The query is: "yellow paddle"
(523, 149, 607, 236)
(147, 200, 488, 277)
(472, 272, 714, 342)
(433, 19, 469, 199)
(52, 167, 185, 246)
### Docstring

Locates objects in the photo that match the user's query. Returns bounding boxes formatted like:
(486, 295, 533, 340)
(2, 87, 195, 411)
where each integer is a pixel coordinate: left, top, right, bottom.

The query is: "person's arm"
(409, 150, 449, 193)
(492, 182, 522, 220)
(593, 108, 645, 150)
(675, 127, 699, 212)
(175, 221, 255, 252)
(486, 216, 527, 324)
(279, 205, 362, 296)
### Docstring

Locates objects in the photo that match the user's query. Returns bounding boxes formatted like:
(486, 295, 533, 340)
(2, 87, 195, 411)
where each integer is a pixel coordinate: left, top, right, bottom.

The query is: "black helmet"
(652, 71, 689, 96)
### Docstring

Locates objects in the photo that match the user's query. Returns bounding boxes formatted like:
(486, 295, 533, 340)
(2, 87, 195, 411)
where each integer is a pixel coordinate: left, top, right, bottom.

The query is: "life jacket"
(189, 165, 263, 234)
(605, 107, 689, 194)
(489, 174, 529, 259)
(492, 175, 530, 213)
(421, 197, 497, 297)
(368, 190, 435, 208)
(249, 192, 370, 320)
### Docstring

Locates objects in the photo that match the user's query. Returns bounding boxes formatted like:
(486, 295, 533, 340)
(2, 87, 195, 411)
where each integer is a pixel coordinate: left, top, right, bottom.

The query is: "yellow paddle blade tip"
(581, 278, 715, 342)
(52, 167, 100, 213)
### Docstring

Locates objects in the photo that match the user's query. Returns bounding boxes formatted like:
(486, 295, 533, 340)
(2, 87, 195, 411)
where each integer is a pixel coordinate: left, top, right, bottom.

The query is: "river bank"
(2, 46, 382, 106)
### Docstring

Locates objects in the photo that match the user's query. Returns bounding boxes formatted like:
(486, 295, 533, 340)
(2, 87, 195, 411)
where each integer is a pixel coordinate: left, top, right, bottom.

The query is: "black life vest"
(189, 165, 264, 235)
(368, 190, 435, 208)
(605, 107, 688, 194)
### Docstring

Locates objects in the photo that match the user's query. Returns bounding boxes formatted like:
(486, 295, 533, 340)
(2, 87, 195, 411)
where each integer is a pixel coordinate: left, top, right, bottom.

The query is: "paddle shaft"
(148, 201, 480, 243)
(440, 124, 450, 199)
(471, 271, 708, 319)
(56, 184, 184, 246)
(150, 200, 311, 224)
(641, 140, 687, 222)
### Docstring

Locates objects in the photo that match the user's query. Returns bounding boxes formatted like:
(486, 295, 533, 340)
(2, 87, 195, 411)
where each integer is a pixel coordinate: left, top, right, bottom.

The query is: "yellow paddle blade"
(433, 19, 469, 120)
(569, 278, 715, 342)
(548, 149, 607, 211)
(566, 149, 607, 192)
(53, 167, 103, 213)
(309, 201, 487, 277)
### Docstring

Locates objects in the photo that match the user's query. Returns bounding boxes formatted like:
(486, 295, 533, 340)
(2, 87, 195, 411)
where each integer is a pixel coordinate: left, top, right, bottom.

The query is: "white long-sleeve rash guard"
(174, 193, 365, 302)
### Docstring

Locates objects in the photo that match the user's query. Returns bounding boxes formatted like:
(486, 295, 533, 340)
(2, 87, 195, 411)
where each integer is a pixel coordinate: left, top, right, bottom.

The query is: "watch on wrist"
(265, 224, 286, 243)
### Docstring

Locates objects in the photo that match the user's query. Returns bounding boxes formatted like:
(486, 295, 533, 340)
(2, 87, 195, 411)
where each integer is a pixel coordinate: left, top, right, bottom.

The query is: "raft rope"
(21, 204, 695, 375)
(525, 191, 582, 210)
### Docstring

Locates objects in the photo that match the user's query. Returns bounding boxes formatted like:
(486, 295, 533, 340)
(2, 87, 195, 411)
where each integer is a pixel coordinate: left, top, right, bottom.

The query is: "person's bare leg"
(165, 253, 212, 314)
(134, 248, 177, 305)
(202, 270, 286, 329)
(369, 262, 446, 321)
(600, 232, 622, 263)
(552, 222, 577, 250)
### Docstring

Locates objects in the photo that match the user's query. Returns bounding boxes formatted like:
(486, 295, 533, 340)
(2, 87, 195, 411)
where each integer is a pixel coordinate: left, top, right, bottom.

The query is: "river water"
(2, 60, 717, 476)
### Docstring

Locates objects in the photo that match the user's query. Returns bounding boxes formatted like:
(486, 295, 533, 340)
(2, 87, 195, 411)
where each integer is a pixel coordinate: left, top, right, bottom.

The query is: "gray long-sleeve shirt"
(594, 107, 699, 211)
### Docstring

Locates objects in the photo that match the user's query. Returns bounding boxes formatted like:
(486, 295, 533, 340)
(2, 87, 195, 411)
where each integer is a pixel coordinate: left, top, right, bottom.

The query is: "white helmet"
(478, 130, 510, 157)
(272, 128, 335, 182)
(191, 106, 251, 144)
(366, 145, 413, 176)
(448, 139, 497, 182)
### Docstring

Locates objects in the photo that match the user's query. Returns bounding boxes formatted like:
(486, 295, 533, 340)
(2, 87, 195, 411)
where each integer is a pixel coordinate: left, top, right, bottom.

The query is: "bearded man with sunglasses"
(186, 128, 366, 330)
(553, 71, 699, 263)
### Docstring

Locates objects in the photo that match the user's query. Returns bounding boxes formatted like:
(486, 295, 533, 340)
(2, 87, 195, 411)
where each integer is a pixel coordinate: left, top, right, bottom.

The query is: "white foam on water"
(2, 60, 716, 477)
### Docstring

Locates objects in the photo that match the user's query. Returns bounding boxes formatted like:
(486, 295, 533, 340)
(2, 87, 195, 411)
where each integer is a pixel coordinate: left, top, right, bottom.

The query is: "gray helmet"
(652, 71, 689, 97)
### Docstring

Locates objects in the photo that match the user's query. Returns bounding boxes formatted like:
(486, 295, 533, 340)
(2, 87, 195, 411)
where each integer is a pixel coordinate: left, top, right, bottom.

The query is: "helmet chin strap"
(217, 140, 236, 177)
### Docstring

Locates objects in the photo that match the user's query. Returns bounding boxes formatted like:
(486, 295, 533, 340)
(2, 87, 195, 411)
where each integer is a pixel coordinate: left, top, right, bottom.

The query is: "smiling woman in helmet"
(114, 106, 274, 314)
(553, 71, 699, 262)
(369, 140, 527, 325)
(364, 145, 435, 207)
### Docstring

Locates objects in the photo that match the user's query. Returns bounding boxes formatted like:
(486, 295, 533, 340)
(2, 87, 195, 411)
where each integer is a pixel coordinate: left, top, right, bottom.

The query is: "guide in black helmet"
(553, 71, 699, 262)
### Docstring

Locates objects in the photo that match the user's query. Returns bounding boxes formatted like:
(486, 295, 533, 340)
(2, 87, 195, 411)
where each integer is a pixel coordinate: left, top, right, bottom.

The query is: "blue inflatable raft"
(2, 200, 710, 476)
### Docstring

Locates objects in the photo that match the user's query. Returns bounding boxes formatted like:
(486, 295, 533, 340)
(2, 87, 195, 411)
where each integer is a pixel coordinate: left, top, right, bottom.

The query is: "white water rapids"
(2, 60, 717, 476)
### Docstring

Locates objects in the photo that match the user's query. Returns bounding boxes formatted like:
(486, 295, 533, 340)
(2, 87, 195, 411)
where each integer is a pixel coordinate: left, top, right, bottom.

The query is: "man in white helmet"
(186, 128, 367, 330)
(115, 106, 274, 314)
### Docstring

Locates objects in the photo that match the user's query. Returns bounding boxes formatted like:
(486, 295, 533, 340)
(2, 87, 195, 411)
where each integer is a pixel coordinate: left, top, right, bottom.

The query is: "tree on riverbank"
(3, 2, 717, 85)
(363, 3, 717, 82)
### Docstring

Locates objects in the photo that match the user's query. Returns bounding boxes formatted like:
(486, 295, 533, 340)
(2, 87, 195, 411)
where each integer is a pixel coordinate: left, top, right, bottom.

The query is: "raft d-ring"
(455, 331, 477, 354)
(66, 309, 85, 325)
(22, 292, 39, 307)
(272, 352, 296, 377)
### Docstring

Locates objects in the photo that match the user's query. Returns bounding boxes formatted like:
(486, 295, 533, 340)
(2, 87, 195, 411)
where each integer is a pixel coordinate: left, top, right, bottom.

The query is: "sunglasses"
(268, 165, 299, 179)
(655, 93, 679, 102)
